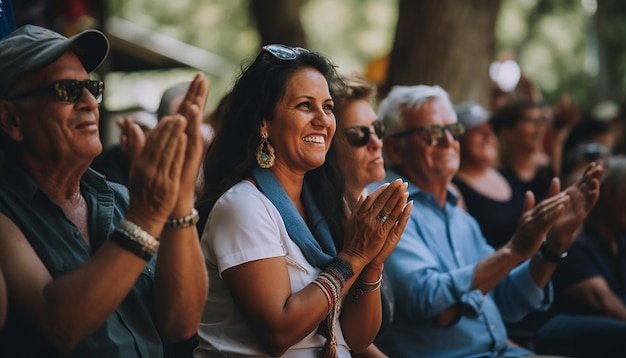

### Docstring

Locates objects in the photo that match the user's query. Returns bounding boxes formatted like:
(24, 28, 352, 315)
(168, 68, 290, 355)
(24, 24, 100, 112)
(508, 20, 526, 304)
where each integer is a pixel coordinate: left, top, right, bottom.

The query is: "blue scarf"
(250, 166, 336, 268)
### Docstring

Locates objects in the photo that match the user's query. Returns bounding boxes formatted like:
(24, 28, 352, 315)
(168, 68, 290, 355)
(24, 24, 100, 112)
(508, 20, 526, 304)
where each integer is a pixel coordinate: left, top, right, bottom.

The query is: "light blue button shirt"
(372, 170, 552, 358)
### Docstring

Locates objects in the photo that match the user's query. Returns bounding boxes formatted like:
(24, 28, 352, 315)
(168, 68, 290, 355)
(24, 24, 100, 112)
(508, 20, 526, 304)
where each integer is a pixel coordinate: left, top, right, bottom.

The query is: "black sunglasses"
(391, 122, 465, 146)
(345, 120, 385, 147)
(8, 79, 104, 104)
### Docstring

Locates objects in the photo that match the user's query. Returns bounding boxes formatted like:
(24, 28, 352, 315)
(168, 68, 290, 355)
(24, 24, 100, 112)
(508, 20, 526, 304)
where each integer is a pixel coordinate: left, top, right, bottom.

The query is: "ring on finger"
(376, 211, 388, 223)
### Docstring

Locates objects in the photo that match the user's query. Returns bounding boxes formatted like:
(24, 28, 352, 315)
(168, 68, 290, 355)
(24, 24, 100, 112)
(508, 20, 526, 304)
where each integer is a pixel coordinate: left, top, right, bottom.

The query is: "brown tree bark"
(249, 0, 307, 47)
(383, 0, 501, 106)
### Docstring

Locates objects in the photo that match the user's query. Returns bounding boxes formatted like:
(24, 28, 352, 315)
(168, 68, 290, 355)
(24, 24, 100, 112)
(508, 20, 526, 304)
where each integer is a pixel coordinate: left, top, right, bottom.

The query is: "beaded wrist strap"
(164, 208, 200, 230)
(312, 257, 354, 314)
(312, 257, 354, 358)
(111, 219, 160, 261)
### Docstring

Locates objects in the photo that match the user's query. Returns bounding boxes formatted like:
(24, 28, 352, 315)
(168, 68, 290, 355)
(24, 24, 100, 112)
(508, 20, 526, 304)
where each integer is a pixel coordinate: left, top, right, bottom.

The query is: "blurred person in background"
(534, 156, 626, 358)
(452, 101, 524, 249)
(491, 99, 555, 202)
(90, 108, 157, 186)
(560, 111, 615, 187)
(332, 73, 390, 358)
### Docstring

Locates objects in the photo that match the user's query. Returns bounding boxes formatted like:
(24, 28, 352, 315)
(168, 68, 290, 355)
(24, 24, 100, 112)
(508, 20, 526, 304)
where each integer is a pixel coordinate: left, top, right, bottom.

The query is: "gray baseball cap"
(0, 24, 109, 99)
(454, 101, 490, 130)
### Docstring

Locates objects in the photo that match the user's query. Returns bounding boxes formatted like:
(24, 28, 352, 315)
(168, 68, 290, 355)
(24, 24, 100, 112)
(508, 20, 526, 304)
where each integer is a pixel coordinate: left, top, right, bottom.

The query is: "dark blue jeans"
(534, 314, 626, 358)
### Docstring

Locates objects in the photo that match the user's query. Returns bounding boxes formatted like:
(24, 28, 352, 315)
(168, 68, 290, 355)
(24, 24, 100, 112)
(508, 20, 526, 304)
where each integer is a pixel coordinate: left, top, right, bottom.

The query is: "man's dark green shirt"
(0, 160, 163, 357)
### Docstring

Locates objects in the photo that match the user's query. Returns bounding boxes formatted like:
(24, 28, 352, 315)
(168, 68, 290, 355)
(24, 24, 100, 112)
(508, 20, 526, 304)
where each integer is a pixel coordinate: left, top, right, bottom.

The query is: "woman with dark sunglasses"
(334, 74, 386, 210)
(194, 45, 411, 357)
(333, 74, 393, 358)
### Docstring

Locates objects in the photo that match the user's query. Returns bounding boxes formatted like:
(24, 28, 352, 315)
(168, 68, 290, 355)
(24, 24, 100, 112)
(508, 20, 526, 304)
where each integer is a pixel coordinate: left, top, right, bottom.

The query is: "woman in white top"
(194, 45, 411, 357)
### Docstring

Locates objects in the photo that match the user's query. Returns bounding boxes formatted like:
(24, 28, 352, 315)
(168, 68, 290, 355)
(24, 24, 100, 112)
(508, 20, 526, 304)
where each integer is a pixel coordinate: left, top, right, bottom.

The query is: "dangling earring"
(256, 133, 275, 168)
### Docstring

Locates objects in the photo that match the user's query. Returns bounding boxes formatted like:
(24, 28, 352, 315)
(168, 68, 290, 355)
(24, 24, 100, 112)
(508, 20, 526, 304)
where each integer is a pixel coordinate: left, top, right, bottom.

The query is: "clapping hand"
(546, 162, 603, 252)
(507, 179, 570, 260)
(342, 179, 411, 270)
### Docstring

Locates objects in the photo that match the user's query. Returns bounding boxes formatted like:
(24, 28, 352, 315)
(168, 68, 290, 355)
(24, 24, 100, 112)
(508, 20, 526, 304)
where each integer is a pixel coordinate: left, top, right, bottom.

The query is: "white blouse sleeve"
(202, 181, 288, 275)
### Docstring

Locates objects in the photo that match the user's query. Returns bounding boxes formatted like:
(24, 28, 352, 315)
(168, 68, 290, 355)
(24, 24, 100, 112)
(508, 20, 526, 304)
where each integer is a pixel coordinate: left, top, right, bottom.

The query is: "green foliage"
(495, 0, 626, 110)
(107, 0, 625, 112)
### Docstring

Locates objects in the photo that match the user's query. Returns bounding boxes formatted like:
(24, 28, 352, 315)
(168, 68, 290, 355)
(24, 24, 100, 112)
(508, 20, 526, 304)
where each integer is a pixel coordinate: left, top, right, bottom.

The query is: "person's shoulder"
(220, 179, 262, 199)
(211, 180, 272, 216)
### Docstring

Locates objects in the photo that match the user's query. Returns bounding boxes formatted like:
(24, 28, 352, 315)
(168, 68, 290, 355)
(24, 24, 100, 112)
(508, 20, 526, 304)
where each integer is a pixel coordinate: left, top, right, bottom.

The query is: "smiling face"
(336, 99, 385, 195)
(386, 98, 460, 188)
(7, 52, 102, 163)
(263, 67, 336, 175)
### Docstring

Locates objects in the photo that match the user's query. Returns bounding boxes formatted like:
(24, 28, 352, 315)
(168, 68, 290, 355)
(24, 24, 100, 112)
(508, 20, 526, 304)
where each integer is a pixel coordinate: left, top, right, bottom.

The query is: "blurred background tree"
(16, 0, 626, 115)
(382, 0, 501, 106)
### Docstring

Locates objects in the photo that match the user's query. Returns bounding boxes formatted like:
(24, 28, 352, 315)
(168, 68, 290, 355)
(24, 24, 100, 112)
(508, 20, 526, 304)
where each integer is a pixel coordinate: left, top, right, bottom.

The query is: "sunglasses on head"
(8, 79, 105, 104)
(251, 44, 310, 67)
(345, 120, 385, 147)
(391, 122, 465, 146)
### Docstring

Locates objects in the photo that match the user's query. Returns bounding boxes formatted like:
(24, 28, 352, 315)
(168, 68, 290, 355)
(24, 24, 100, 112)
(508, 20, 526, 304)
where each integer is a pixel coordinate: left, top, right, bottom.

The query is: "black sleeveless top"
(452, 176, 525, 249)
(499, 165, 555, 202)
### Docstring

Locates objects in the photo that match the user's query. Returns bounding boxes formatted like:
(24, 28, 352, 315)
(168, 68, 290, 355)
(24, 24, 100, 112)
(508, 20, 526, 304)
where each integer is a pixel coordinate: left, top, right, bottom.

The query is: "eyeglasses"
(391, 122, 465, 146)
(251, 44, 309, 67)
(8, 79, 105, 104)
(345, 120, 385, 147)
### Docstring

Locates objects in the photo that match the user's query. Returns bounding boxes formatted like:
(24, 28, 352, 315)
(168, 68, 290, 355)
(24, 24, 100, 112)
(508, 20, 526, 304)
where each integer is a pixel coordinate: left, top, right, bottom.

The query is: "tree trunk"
(383, 0, 501, 106)
(250, 0, 307, 47)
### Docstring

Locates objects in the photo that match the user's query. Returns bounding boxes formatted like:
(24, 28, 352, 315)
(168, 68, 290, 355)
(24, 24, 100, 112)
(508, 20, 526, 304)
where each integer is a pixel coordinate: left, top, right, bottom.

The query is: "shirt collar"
(1, 158, 110, 205)
(384, 168, 459, 206)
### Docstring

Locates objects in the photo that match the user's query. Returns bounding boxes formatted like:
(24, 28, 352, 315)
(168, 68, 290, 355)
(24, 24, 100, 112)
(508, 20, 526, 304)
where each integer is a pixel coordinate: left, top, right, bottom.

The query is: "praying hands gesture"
(124, 74, 209, 341)
(123, 74, 209, 233)
(341, 179, 412, 272)
(338, 179, 412, 350)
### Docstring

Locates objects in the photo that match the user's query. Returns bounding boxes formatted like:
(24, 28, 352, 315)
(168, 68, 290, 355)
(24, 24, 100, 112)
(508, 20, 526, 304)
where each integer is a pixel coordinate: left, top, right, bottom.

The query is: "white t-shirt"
(194, 180, 350, 357)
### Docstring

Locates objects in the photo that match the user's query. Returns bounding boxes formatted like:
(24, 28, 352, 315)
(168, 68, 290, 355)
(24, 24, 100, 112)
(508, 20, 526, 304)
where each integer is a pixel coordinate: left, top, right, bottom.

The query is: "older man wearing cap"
(0, 25, 208, 357)
(370, 85, 603, 357)
(452, 101, 525, 250)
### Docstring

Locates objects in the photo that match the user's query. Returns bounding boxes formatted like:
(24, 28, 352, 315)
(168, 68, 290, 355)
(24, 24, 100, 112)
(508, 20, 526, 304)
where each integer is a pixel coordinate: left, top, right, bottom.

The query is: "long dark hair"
(196, 47, 348, 247)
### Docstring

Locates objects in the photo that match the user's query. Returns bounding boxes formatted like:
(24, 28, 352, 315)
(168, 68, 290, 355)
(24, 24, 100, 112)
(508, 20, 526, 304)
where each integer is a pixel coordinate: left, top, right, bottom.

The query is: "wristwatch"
(164, 208, 200, 230)
(536, 240, 568, 263)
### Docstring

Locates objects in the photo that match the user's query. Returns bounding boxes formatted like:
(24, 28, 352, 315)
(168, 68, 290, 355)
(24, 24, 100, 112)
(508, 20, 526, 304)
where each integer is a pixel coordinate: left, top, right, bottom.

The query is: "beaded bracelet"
(116, 219, 160, 253)
(111, 220, 159, 261)
(313, 276, 337, 315)
(312, 257, 355, 314)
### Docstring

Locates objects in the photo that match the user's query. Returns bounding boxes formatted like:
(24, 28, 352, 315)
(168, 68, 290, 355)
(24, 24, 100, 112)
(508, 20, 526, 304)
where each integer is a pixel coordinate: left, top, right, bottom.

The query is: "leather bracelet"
(110, 230, 154, 261)
(537, 240, 568, 264)
(164, 208, 200, 230)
